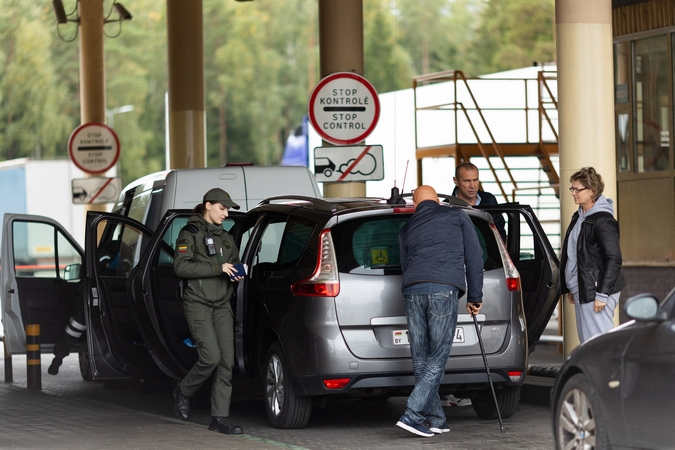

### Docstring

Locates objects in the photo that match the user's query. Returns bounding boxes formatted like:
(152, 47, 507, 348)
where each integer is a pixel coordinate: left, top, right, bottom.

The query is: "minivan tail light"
(492, 224, 521, 292)
(323, 378, 351, 389)
(291, 229, 340, 297)
(508, 371, 523, 382)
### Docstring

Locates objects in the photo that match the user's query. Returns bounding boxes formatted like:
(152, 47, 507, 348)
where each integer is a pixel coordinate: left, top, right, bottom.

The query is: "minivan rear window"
(332, 213, 503, 275)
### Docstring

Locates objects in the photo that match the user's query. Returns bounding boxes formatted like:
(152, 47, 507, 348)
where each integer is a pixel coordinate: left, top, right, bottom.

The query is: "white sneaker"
(441, 394, 472, 407)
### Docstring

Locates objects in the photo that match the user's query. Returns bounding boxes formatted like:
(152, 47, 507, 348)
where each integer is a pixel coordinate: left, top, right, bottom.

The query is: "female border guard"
(172, 188, 245, 435)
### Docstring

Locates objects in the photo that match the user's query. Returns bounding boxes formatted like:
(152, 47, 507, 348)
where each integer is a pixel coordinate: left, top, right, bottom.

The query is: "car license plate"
(393, 327, 465, 345)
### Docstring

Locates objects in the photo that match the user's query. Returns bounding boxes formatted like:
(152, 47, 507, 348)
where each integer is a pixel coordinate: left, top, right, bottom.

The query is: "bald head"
(413, 185, 439, 207)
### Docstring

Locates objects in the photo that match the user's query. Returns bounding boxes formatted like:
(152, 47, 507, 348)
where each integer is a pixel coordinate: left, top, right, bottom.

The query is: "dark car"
(550, 287, 675, 449)
(2, 194, 560, 428)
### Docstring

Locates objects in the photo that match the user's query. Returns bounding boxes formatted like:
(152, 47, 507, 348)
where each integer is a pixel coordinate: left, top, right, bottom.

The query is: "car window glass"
(11, 221, 81, 279)
(332, 214, 502, 275)
(332, 216, 407, 275)
(128, 188, 152, 223)
(255, 221, 286, 264)
(277, 217, 314, 267)
(95, 219, 150, 278)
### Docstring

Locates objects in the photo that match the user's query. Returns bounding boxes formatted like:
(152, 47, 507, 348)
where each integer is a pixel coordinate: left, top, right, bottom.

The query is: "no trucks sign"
(308, 72, 381, 146)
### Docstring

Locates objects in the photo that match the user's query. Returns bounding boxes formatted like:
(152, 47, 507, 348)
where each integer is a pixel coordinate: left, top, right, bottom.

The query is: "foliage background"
(0, 0, 555, 185)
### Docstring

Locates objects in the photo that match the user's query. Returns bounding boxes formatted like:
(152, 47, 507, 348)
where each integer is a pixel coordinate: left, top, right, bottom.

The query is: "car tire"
(263, 342, 312, 429)
(554, 373, 610, 450)
(79, 352, 93, 381)
(471, 386, 520, 420)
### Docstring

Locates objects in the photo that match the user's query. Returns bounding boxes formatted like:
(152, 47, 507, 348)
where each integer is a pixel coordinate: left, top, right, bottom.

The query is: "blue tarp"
(281, 115, 309, 167)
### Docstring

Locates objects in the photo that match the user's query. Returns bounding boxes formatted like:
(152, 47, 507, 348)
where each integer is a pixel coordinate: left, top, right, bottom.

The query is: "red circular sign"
(308, 72, 380, 146)
(68, 122, 120, 174)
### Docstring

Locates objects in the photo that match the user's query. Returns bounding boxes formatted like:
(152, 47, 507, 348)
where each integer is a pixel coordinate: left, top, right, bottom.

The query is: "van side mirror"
(64, 263, 82, 282)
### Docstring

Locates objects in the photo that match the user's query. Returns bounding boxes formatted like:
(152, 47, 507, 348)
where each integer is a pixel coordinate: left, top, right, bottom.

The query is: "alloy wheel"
(266, 353, 285, 416)
(558, 387, 597, 449)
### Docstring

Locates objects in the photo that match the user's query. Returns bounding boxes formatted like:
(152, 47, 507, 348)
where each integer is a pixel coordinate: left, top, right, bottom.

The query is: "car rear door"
(478, 204, 561, 350)
(127, 210, 250, 379)
(83, 211, 164, 379)
(332, 208, 504, 360)
(1, 214, 83, 354)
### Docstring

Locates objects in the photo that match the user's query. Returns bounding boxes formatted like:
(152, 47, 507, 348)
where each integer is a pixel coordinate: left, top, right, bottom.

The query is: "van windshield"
(331, 213, 503, 275)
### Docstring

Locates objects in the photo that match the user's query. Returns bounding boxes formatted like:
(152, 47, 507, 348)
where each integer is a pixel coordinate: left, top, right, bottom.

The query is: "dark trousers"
(53, 298, 86, 360)
(179, 299, 235, 417)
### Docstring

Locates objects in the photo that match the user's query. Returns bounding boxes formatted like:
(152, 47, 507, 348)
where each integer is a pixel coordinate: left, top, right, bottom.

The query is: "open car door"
(1, 214, 83, 355)
(127, 210, 250, 379)
(477, 204, 561, 351)
(83, 211, 164, 380)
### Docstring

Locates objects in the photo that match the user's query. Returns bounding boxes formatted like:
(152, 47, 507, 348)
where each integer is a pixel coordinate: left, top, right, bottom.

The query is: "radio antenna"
(401, 160, 409, 194)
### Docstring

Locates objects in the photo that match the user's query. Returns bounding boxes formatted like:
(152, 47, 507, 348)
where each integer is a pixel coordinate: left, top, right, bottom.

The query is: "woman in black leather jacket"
(560, 167, 625, 343)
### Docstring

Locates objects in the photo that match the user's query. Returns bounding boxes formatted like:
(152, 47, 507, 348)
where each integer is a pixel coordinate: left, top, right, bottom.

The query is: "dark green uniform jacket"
(174, 214, 240, 307)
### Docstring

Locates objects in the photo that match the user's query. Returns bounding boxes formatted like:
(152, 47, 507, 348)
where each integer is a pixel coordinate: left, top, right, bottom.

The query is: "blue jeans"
(403, 288, 459, 426)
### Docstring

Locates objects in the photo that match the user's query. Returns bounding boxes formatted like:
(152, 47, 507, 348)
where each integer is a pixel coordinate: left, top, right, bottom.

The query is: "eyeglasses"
(568, 187, 588, 193)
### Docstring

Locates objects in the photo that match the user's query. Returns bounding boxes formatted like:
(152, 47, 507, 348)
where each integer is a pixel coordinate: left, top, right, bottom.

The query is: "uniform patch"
(223, 241, 231, 249)
(178, 245, 188, 252)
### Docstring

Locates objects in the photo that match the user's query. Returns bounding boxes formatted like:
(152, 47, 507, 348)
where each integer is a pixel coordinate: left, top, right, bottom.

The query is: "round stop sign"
(308, 72, 380, 146)
(68, 123, 120, 174)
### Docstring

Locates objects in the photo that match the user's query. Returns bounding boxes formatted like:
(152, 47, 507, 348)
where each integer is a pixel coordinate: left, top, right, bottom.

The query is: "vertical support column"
(78, 0, 108, 213)
(556, 0, 619, 357)
(26, 325, 41, 390)
(318, 0, 366, 198)
(79, 0, 106, 124)
(3, 338, 12, 383)
(167, 0, 206, 169)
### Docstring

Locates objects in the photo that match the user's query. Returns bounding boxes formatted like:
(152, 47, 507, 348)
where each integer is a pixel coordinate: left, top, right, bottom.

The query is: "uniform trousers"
(179, 299, 235, 417)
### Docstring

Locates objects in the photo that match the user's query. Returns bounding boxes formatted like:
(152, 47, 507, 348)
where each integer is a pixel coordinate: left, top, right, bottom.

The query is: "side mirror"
(624, 293, 663, 321)
(64, 263, 82, 282)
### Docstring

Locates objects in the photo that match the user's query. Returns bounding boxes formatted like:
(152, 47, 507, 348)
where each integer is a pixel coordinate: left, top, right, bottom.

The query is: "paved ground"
(0, 343, 564, 450)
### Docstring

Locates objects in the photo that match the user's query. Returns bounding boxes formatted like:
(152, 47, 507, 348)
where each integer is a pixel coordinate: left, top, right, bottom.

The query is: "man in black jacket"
(452, 162, 507, 243)
(395, 185, 484, 438)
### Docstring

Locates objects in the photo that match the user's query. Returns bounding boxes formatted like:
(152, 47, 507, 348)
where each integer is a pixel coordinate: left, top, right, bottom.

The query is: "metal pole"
(472, 315, 504, 433)
(2, 337, 12, 383)
(26, 325, 41, 390)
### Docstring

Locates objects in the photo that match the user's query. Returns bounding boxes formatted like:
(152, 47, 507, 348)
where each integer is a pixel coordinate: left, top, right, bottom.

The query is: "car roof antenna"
(387, 160, 408, 205)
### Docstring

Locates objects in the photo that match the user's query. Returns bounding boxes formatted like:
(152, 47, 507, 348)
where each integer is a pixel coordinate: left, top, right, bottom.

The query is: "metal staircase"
(412, 67, 559, 201)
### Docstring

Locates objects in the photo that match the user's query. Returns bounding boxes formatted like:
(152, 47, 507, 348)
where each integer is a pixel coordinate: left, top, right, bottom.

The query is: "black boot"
(47, 357, 63, 376)
(173, 385, 191, 421)
(208, 416, 243, 435)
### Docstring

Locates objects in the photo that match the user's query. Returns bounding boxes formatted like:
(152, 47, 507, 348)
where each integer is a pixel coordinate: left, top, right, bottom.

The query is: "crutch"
(472, 313, 505, 433)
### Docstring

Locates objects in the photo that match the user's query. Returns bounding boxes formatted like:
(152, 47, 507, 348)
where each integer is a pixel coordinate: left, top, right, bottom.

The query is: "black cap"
(203, 188, 240, 210)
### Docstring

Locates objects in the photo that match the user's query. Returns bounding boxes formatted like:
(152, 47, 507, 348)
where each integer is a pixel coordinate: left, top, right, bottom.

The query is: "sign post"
(68, 123, 120, 175)
(308, 72, 380, 146)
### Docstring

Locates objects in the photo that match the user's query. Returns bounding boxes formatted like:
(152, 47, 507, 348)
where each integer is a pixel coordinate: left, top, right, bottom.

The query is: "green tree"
(0, 2, 75, 161)
(471, 0, 555, 75)
(364, 0, 412, 93)
(207, 0, 315, 166)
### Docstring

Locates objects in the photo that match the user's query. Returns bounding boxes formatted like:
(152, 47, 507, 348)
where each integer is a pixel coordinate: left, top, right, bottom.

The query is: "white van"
(115, 164, 322, 231)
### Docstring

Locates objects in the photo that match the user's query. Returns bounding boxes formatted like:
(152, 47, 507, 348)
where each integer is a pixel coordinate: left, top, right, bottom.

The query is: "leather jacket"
(560, 211, 626, 304)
